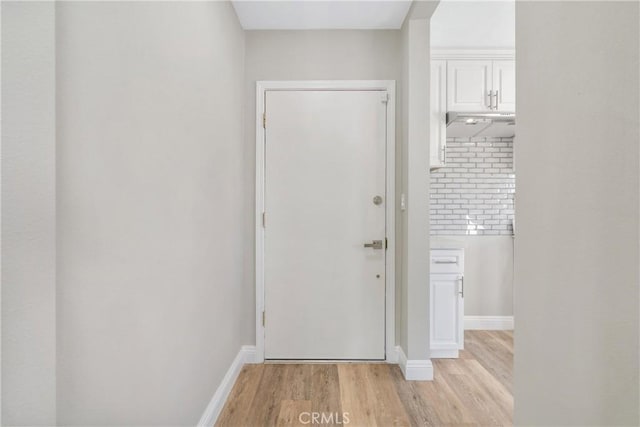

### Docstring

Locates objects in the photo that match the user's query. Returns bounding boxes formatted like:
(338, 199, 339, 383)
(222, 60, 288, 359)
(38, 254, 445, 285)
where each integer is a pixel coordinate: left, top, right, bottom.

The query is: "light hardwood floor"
(216, 330, 513, 427)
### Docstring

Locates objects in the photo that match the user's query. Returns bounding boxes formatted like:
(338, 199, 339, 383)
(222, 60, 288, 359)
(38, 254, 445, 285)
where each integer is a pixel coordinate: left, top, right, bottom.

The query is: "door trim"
(255, 80, 396, 363)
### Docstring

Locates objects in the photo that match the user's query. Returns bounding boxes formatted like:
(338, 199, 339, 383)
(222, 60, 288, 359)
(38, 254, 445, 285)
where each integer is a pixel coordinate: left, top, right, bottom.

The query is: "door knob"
(364, 240, 383, 250)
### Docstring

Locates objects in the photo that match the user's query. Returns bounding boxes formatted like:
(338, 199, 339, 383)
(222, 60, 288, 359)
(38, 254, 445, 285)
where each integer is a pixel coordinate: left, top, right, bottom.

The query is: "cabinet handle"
(490, 90, 496, 110)
(494, 90, 499, 110)
(459, 276, 464, 298)
(486, 91, 492, 108)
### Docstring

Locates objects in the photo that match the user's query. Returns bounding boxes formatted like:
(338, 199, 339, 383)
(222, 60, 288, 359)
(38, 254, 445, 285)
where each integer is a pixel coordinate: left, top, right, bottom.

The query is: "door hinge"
(385, 237, 388, 250)
(262, 112, 266, 129)
(262, 311, 265, 326)
(380, 92, 389, 104)
(262, 212, 266, 228)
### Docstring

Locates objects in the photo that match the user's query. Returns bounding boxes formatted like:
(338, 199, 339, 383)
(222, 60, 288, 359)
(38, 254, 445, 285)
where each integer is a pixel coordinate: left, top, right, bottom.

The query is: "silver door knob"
(364, 240, 383, 250)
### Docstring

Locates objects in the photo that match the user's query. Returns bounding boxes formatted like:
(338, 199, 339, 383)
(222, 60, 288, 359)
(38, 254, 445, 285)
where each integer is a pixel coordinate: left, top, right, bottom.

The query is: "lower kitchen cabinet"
(430, 249, 464, 358)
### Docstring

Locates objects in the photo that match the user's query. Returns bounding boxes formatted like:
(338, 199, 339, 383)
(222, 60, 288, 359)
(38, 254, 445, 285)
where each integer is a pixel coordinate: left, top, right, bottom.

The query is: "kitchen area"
(428, 1, 515, 358)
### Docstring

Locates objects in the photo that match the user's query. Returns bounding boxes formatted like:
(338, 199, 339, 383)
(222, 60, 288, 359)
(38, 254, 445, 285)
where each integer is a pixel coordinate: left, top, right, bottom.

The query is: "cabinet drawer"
(431, 249, 464, 274)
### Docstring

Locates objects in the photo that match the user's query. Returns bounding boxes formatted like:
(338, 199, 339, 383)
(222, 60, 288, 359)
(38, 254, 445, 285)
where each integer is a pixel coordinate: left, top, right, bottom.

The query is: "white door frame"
(255, 80, 396, 363)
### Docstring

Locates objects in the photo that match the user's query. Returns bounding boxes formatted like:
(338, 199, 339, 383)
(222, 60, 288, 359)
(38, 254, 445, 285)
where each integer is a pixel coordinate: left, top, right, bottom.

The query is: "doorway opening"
(428, 0, 516, 420)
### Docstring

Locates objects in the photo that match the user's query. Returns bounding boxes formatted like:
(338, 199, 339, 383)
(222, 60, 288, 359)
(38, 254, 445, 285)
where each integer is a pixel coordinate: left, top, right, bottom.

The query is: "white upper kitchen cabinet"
(431, 53, 515, 169)
(446, 60, 492, 112)
(446, 58, 515, 112)
(492, 60, 516, 111)
(430, 60, 447, 169)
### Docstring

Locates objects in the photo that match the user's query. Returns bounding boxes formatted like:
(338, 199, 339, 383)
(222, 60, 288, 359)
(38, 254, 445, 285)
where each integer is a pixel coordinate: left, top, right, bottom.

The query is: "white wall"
(431, 1, 514, 49)
(431, 236, 512, 316)
(56, 2, 248, 424)
(515, 1, 639, 425)
(1, 2, 57, 425)
(244, 29, 402, 345)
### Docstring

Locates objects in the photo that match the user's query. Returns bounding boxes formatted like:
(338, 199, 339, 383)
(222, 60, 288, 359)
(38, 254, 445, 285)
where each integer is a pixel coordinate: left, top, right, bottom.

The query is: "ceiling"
(231, 1, 414, 30)
(431, 1, 515, 48)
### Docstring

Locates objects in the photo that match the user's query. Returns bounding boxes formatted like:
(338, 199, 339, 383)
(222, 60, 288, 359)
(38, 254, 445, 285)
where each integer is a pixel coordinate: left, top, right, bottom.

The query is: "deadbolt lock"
(373, 195, 383, 205)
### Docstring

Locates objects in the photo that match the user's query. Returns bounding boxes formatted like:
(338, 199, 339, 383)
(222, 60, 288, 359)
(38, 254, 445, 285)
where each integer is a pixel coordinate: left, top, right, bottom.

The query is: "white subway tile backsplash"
(430, 137, 515, 235)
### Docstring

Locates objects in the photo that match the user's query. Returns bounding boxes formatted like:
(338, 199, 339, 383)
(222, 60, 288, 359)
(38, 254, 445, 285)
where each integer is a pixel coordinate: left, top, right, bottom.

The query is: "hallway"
(216, 331, 513, 426)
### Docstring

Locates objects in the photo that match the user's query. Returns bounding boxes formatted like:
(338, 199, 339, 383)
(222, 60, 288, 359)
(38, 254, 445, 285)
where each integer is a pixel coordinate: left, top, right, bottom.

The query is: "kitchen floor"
(216, 330, 513, 426)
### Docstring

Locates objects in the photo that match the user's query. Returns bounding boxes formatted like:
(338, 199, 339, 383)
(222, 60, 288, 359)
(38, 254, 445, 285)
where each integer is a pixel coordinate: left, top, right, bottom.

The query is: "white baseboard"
(430, 348, 459, 359)
(386, 346, 399, 363)
(197, 345, 257, 427)
(464, 315, 514, 330)
(242, 345, 258, 364)
(397, 346, 433, 381)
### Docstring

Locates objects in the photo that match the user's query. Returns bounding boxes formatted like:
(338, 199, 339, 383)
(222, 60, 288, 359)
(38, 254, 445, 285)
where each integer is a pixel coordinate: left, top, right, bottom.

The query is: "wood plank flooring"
(216, 330, 513, 427)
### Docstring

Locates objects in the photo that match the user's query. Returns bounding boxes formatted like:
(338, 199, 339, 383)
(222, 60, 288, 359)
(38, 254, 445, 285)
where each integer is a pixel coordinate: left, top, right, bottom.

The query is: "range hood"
(446, 112, 516, 138)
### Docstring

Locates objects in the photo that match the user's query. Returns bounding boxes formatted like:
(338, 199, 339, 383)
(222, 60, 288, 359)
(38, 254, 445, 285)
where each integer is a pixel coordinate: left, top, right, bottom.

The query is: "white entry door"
(263, 90, 387, 360)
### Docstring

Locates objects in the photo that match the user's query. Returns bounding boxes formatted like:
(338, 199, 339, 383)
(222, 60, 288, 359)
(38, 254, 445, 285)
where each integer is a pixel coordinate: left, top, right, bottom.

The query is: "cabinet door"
(493, 60, 516, 111)
(430, 274, 464, 358)
(430, 60, 446, 169)
(447, 60, 492, 112)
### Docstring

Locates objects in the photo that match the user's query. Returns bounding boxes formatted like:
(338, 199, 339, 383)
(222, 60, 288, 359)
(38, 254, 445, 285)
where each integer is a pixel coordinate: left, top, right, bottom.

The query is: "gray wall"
(399, 14, 432, 360)
(397, 0, 439, 361)
(244, 24, 439, 363)
(56, 2, 248, 424)
(244, 29, 403, 345)
(514, 1, 639, 425)
(1, 2, 57, 425)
